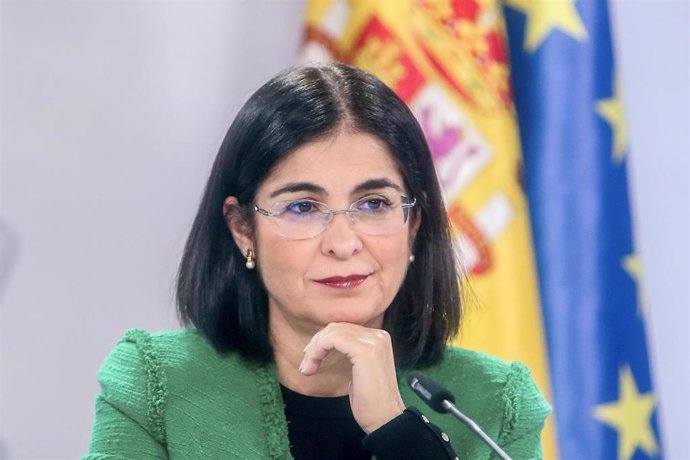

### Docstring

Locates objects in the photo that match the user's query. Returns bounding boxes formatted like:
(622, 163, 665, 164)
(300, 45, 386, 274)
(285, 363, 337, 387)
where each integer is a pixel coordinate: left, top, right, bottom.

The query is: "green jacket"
(84, 329, 551, 459)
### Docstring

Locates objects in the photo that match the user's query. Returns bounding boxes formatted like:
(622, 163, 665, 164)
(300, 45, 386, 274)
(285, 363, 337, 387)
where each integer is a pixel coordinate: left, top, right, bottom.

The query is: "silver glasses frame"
(253, 195, 417, 240)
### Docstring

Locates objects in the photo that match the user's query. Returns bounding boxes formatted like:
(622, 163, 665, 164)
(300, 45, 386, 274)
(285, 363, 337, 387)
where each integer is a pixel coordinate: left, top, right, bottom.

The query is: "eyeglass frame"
(252, 194, 417, 240)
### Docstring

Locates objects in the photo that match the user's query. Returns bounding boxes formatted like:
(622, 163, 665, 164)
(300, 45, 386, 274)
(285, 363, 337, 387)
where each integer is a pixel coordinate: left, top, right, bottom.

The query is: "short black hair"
(176, 63, 461, 368)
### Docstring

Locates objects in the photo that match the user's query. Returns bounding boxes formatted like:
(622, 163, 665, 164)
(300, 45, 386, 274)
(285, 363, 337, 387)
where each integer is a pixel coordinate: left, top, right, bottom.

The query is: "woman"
(84, 63, 550, 459)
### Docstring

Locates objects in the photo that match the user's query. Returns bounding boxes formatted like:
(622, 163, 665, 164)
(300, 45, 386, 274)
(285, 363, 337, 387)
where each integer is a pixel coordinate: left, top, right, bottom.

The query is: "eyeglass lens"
(263, 196, 413, 240)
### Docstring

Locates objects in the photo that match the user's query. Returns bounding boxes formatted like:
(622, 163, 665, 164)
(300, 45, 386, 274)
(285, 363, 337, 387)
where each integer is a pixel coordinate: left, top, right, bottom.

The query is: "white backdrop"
(1, 1, 687, 459)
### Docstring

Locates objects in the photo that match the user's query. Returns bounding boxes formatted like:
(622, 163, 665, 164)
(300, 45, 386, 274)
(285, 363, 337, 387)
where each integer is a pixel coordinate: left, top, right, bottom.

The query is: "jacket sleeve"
(363, 407, 459, 459)
(83, 330, 168, 459)
(497, 362, 552, 460)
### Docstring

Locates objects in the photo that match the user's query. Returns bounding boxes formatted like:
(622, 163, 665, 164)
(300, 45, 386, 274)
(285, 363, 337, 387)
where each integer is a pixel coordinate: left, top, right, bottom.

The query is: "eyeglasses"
(253, 194, 416, 240)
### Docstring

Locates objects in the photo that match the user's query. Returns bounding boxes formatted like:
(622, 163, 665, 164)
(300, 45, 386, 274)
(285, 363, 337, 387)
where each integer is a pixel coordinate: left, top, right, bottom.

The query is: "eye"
(356, 195, 393, 212)
(284, 200, 321, 215)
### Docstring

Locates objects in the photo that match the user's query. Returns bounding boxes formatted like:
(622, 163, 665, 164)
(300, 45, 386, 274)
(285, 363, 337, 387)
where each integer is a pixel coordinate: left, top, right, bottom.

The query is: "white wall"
(0, 2, 306, 458)
(0, 1, 687, 459)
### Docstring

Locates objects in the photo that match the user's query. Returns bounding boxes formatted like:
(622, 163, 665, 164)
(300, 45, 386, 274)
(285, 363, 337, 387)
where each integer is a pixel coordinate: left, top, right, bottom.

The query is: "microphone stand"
(440, 399, 512, 460)
(408, 372, 513, 460)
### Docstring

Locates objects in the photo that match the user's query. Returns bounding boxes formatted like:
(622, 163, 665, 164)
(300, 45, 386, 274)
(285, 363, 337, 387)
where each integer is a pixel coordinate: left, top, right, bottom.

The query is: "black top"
(281, 385, 458, 460)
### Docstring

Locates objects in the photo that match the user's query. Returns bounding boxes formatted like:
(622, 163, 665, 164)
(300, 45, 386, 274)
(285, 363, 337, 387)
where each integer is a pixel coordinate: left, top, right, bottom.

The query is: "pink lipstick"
(315, 275, 369, 289)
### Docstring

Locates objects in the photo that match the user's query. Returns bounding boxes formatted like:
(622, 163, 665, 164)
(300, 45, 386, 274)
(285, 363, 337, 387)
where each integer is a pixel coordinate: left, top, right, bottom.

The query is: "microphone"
(407, 371, 513, 460)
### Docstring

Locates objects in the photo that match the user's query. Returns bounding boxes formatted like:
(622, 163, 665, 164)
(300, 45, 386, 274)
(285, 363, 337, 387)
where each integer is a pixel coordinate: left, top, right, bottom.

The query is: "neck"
(270, 312, 352, 397)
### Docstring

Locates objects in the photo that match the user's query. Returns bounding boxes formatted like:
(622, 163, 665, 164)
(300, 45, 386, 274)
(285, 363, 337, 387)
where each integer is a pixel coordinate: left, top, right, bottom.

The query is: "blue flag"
(504, 1, 662, 459)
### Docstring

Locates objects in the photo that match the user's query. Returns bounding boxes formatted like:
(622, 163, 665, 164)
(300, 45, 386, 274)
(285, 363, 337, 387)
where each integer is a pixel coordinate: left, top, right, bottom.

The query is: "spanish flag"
(300, 0, 556, 457)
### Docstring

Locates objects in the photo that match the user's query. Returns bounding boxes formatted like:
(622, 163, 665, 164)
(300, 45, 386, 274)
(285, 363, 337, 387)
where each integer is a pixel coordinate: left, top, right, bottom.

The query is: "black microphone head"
(407, 371, 456, 413)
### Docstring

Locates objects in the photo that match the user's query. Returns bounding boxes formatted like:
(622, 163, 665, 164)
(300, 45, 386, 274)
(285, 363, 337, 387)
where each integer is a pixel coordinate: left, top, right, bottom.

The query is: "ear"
(223, 196, 254, 255)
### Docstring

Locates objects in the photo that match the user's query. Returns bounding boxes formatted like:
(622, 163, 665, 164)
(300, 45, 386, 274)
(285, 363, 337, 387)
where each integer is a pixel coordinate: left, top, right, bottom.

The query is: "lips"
(315, 274, 369, 289)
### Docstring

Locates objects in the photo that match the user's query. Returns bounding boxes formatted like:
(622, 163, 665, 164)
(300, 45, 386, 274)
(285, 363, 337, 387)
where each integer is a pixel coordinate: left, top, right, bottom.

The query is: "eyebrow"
(351, 178, 403, 195)
(268, 178, 404, 199)
(268, 182, 327, 199)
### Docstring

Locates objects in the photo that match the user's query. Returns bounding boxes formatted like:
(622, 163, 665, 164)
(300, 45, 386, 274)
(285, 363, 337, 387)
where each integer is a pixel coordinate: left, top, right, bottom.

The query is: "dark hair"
(176, 63, 461, 368)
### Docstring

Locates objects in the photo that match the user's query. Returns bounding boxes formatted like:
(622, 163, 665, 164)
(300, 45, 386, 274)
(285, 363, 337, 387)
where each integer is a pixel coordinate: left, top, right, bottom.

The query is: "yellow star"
(622, 253, 646, 316)
(594, 366, 659, 460)
(505, 0, 588, 52)
(597, 80, 628, 164)
(622, 254, 640, 281)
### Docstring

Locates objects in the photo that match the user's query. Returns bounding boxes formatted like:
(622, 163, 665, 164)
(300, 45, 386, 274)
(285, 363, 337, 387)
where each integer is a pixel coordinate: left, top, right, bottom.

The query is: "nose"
(320, 211, 362, 259)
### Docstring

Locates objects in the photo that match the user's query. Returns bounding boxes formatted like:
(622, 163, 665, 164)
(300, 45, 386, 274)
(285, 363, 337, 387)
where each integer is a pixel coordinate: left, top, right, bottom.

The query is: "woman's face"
(243, 131, 418, 338)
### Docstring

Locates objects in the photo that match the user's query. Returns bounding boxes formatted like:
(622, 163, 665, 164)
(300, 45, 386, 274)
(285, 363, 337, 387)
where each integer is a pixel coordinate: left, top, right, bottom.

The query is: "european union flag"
(504, 1, 662, 458)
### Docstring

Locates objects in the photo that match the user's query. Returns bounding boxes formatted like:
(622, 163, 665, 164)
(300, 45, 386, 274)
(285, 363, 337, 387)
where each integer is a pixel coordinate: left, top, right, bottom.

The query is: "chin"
(319, 303, 385, 328)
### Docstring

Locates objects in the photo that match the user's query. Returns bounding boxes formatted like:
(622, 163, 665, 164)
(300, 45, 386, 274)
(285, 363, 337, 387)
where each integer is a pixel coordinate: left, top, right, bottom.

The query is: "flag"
(300, 0, 558, 457)
(503, 0, 662, 458)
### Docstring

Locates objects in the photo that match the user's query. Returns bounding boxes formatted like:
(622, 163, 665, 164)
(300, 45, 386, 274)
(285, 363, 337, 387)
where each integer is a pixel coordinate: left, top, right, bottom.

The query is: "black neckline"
(280, 384, 355, 419)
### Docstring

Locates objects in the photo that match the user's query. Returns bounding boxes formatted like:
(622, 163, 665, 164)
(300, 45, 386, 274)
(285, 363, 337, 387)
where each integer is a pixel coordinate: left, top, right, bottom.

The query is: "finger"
(299, 338, 335, 375)
(300, 323, 383, 375)
(300, 324, 350, 375)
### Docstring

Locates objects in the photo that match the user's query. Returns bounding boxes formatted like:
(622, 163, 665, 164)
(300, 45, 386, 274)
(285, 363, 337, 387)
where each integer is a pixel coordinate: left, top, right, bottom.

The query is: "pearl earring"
(409, 255, 415, 263)
(245, 249, 256, 269)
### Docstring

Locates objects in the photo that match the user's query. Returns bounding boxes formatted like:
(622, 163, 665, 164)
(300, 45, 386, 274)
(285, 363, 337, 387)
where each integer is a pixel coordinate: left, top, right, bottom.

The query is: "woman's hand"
(299, 322, 406, 434)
